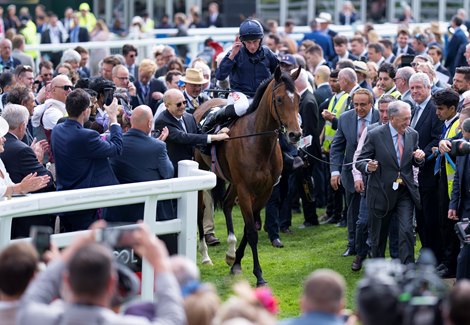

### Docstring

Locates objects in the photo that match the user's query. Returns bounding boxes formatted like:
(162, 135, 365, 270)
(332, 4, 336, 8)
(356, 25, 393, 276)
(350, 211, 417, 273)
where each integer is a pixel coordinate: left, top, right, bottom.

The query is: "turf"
(199, 206, 365, 318)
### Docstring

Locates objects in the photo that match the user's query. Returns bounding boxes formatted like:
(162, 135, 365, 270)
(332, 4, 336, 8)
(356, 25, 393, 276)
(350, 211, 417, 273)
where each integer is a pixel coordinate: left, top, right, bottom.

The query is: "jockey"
(205, 19, 279, 132)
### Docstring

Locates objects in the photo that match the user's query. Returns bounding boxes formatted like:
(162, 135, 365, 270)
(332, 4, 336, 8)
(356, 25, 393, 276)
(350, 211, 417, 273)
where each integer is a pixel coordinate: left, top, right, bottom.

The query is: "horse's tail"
(212, 177, 226, 210)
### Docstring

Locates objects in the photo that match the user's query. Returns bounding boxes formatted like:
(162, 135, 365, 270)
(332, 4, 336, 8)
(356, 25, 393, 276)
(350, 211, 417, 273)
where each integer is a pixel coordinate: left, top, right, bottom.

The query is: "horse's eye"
(276, 96, 282, 104)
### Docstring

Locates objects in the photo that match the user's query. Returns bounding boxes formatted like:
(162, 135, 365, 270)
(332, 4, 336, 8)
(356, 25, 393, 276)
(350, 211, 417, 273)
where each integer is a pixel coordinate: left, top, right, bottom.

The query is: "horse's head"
(271, 66, 302, 144)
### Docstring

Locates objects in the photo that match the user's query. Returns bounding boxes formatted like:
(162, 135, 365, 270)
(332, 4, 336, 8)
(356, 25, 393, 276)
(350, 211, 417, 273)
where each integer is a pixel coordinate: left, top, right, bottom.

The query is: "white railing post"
(0, 216, 12, 248)
(177, 160, 200, 263)
(141, 195, 159, 301)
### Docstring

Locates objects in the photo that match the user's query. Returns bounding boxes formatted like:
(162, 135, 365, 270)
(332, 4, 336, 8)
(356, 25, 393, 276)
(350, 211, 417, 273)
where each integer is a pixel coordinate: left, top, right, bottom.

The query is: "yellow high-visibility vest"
(322, 92, 349, 152)
(445, 118, 460, 198)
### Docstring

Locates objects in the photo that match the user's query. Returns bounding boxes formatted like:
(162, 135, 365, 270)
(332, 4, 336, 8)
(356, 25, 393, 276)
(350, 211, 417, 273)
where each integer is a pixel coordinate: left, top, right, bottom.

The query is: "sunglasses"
(55, 85, 75, 91)
(175, 100, 187, 108)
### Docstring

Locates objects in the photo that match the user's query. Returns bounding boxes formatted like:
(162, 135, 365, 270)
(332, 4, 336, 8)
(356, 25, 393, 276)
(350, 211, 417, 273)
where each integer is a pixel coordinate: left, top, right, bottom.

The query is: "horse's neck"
(250, 96, 279, 134)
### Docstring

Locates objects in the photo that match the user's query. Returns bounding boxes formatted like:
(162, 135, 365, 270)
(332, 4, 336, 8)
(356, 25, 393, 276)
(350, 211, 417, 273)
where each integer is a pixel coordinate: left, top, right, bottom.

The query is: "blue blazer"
(445, 28, 468, 75)
(449, 153, 470, 214)
(301, 31, 335, 61)
(330, 108, 379, 193)
(107, 128, 175, 222)
(51, 119, 123, 191)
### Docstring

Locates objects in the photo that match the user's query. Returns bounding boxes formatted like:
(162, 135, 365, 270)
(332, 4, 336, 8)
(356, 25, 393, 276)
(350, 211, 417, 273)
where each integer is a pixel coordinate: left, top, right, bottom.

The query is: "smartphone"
(103, 87, 115, 106)
(99, 224, 140, 248)
(30, 226, 52, 257)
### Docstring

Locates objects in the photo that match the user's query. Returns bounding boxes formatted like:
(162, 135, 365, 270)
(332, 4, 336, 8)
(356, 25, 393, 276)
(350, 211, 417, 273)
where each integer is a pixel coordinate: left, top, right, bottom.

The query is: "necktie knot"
(192, 98, 199, 109)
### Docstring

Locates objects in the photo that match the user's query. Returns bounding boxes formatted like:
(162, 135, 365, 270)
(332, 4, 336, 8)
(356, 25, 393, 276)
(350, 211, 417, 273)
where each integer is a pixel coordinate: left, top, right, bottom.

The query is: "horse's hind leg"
(230, 228, 248, 275)
(198, 191, 212, 265)
(224, 184, 237, 265)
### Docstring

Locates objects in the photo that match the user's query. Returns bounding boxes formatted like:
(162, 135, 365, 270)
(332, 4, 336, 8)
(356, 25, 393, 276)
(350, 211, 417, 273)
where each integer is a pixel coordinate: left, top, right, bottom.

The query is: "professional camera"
(455, 218, 470, 245)
(357, 250, 447, 325)
(451, 139, 470, 156)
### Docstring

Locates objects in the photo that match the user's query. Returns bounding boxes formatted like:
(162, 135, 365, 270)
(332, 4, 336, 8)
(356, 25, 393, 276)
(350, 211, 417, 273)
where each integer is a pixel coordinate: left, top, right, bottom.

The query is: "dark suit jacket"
(445, 28, 468, 75)
(436, 64, 450, 77)
(132, 78, 167, 113)
(412, 99, 443, 188)
(299, 90, 321, 160)
(51, 119, 122, 191)
(393, 45, 415, 56)
(0, 132, 54, 191)
(155, 110, 207, 174)
(206, 13, 223, 27)
(356, 124, 423, 212)
(66, 27, 90, 43)
(330, 108, 380, 193)
(314, 84, 333, 131)
(108, 128, 175, 222)
(449, 153, 470, 214)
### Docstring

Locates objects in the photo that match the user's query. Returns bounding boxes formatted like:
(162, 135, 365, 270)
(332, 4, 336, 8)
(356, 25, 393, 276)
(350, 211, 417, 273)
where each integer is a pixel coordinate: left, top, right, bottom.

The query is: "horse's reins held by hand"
(223, 129, 279, 140)
(299, 147, 372, 166)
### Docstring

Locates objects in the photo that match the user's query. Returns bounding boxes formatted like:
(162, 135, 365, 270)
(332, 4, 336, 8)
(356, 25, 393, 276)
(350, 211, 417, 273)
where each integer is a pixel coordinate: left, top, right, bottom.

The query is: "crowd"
(1, 1, 470, 324)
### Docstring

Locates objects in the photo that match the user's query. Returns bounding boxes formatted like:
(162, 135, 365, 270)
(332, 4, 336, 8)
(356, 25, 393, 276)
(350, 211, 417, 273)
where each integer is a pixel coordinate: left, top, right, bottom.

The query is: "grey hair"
(463, 118, 470, 133)
(338, 67, 358, 84)
(409, 72, 431, 87)
(387, 100, 411, 119)
(1, 103, 29, 130)
(61, 49, 81, 64)
(396, 66, 415, 83)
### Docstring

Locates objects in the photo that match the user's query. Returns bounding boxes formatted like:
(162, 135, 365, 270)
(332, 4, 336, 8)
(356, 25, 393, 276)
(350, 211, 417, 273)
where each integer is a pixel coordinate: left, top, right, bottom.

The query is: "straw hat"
(353, 60, 369, 76)
(0, 116, 9, 137)
(316, 12, 332, 23)
(180, 68, 209, 85)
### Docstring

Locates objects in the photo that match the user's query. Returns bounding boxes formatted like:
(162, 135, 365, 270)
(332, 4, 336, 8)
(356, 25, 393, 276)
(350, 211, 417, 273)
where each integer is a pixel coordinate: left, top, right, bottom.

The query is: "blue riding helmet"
(239, 19, 264, 42)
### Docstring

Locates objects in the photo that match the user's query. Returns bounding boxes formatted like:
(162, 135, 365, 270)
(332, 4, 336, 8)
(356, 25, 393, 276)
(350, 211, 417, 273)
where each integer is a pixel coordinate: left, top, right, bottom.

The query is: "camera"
(455, 218, 470, 245)
(30, 225, 52, 258)
(97, 224, 140, 249)
(451, 139, 470, 156)
(358, 250, 447, 325)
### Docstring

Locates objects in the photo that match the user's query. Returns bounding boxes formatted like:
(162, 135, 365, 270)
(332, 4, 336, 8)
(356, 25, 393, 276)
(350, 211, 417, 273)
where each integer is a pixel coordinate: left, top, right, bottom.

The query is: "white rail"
(0, 160, 216, 301)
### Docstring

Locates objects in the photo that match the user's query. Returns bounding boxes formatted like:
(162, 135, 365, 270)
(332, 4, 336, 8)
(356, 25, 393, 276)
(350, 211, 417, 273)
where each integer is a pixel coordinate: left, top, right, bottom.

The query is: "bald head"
(131, 105, 153, 133)
(315, 65, 331, 84)
(50, 75, 73, 102)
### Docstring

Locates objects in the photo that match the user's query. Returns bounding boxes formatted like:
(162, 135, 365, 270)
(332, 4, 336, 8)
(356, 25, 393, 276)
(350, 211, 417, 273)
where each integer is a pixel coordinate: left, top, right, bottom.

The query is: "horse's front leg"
(250, 209, 266, 286)
(197, 191, 212, 265)
(224, 184, 237, 265)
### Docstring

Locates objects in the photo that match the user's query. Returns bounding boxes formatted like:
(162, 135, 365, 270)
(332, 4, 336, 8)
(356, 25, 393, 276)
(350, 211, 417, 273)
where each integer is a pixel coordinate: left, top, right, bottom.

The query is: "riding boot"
(202, 104, 237, 133)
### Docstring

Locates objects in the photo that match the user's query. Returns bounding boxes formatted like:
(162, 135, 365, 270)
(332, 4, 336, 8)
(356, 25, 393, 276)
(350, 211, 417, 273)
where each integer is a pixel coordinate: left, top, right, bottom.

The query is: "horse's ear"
(274, 65, 282, 81)
(291, 67, 301, 80)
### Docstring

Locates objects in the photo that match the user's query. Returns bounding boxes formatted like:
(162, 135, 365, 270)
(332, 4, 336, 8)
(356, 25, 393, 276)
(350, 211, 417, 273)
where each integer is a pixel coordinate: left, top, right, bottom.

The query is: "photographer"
(448, 117, 470, 280)
(17, 221, 186, 325)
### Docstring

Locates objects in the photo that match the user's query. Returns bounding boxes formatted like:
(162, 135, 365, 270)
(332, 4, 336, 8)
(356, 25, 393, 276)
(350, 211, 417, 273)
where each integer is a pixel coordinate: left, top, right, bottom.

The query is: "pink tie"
(397, 133, 403, 164)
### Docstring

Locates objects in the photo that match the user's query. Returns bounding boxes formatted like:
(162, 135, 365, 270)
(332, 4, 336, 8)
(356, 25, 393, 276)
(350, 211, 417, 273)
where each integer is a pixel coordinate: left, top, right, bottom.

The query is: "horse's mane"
(246, 70, 297, 114)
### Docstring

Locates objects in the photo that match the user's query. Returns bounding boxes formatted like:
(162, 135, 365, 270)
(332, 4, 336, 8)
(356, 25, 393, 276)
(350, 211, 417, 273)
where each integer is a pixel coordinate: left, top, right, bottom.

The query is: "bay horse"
(194, 66, 302, 286)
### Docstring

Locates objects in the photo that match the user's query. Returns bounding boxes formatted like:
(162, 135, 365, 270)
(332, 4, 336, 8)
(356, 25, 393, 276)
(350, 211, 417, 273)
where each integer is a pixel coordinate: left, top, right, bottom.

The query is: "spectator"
(174, 13, 189, 60)
(280, 269, 346, 325)
(74, 46, 90, 78)
(5, 85, 35, 143)
(11, 34, 34, 71)
(350, 35, 368, 59)
(393, 29, 414, 56)
(0, 38, 21, 71)
(60, 49, 84, 78)
(0, 242, 39, 325)
(55, 62, 79, 85)
(34, 5, 46, 34)
(395, 66, 415, 103)
(331, 35, 358, 68)
(62, 7, 74, 32)
(3, 4, 19, 32)
(68, 11, 90, 43)
(14, 64, 35, 89)
(40, 12, 67, 68)
(206, 2, 223, 27)
(339, 1, 358, 25)
(302, 20, 334, 62)
(316, 12, 337, 40)
(412, 33, 429, 56)
(17, 223, 186, 325)
(100, 55, 120, 81)
(135, 59, 166, 113)
(122, 44, 139, 81)
(51, 89, 122, 231)
(428, 45, 450, 83)
(0, 72, 16, 112)
(78, 2, 97, 32)
(155, 46, 176, 78)
(0, 116, 50, 199)
(443, 279, 470, 324)
(367, 43, 385, 67)
(158, 14, 172, 28)
(89, 20, 110, 76)
(446, 15, 469, 78)
(0, 104, 54, 238)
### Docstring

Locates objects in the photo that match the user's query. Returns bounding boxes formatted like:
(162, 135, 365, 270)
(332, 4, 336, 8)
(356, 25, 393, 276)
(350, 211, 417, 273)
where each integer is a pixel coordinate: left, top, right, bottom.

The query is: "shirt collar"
(445, 113, 459, 127)
(418, 95, 432, 109)
(317, 82, 329, 88)
(357, 108, 373, 123)
(389, 122, 399, 137)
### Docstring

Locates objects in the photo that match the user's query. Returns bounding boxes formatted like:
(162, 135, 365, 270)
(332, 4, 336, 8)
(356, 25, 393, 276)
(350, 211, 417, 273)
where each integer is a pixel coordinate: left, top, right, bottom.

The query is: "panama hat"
(0, 116, 9, 137)
(180, 68, 209, 85)
(316, 12, 332, 23)
(353, 60, 369, 75)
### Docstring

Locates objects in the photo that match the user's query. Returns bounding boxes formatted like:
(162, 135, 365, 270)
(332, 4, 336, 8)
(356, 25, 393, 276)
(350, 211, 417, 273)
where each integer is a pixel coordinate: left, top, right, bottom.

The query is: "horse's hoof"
(225, 254, 235, 266)
(230, 264, 242, 275)
(255, 221, 262, 231)
(256, 279, 268, 287)
(202, 257, 213, 265)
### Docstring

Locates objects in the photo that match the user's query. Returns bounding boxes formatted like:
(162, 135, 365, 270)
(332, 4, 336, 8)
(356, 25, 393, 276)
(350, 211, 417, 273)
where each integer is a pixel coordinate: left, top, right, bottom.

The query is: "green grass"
(199, 207, 364, 318)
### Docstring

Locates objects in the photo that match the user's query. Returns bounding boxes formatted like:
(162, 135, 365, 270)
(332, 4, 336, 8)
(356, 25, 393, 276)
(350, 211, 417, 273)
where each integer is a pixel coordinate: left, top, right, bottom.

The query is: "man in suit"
(293, 69, 321, 228)
(181, 68, 210, 114)
(330, 35, 357, 69)
(350, 36, 368, 60)
(446, 15, 469, 77)
(67, 12, 90, 43)
(428, 45, 450, 80)
(305, 44, 329, 75)
(330, 88, 380, 257)
(280, 269, 346, 325)
(122, 44, 139, 82)
(453, 66, 470, 112)
(155, 89, 228, 174)
(206, 2, 223, 27)
(353, 61, 373, 93)
(5, 86, 36, 145)
(395, 66, 415, 103)
(379, 39, 396, 64)
(17, 225, 186, 325)
(40, 13, 67, 67)
(393, 29, 415, 56)
(0, 104, 54, 238)
(409, 72, 444, 262)
(367, 43, 386, 67)
(302, 20, 334, 63)
(313, 65, 332, 130)
(0, 38, 21, 71)
(356, 101, 425, 264)
(11, 35, 34, 71)
(51, 89, 123, 232)
(135, 59, 167, 114)
(109, 105, 174, 223)
(448, 118, 470, 279)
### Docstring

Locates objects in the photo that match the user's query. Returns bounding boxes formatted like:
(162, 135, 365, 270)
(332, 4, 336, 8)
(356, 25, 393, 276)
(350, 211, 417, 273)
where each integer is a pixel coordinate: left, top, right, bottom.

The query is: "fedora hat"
(353, 60, 369, 76)
(181, 68, 209, 85)
(0, 116, 9, 137)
